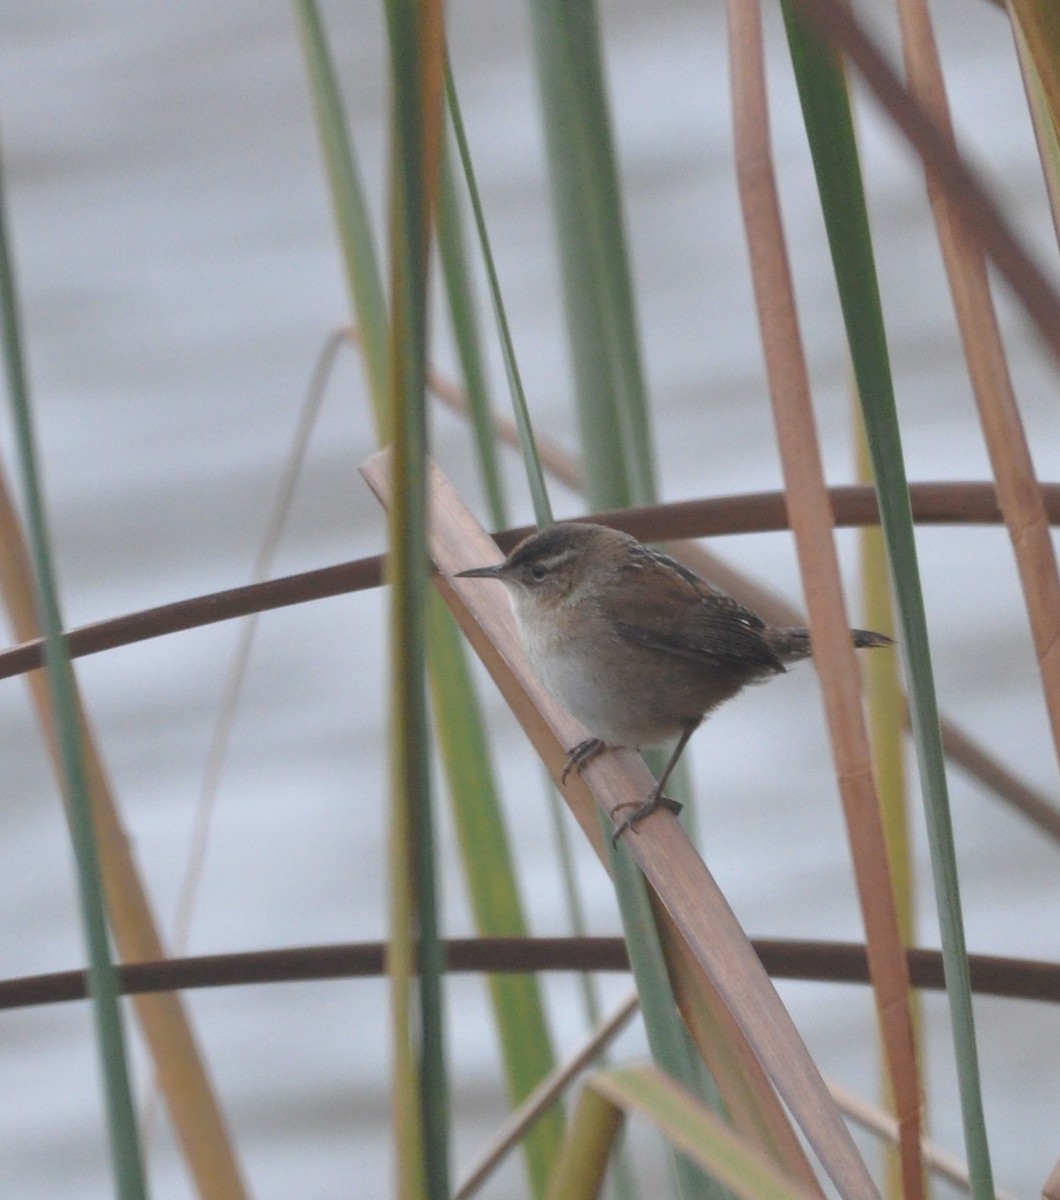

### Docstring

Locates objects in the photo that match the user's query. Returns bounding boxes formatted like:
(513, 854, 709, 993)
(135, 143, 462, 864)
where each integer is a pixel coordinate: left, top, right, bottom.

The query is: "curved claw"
(611, 791, 683, 844)
(561, 737, 607, 784)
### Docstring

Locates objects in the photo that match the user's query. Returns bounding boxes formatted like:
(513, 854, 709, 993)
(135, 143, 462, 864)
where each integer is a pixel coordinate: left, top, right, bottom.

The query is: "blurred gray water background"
(1, 1, 1058, 1197)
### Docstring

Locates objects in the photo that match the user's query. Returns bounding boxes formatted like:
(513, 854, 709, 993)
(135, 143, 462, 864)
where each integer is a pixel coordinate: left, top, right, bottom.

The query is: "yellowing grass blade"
(589, 1065, 819, 1200)
(0, 475, 247, 1196)
(543, 1085, 624, 1200)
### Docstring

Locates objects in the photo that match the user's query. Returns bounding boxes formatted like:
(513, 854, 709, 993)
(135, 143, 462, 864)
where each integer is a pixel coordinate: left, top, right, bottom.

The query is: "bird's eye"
(531, 564, 547, 581)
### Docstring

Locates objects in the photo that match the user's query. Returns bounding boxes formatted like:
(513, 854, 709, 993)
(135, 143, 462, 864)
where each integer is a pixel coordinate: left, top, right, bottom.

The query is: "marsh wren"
(457, 522, 891, 839)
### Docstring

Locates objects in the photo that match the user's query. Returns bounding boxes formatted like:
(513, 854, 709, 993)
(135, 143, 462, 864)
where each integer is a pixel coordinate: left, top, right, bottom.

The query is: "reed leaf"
(383, 0, 448, 1195)
(783, 0, 1060, 360)
(0, 471, 247, 1198)
(521, 4, 752, 1193)
(1006, 0, 1060, 132)
(543, 1084, 624, 1200)
(0, 150, 146, 1198)
(294, 0, 390, 419)
(731, 3, 923, 1194)
(437, 129, 508, 527)
(298, 8, 563, 1193)
(443, 59, 553, 527)
(893, 0, 1060, 778)
(426, 590, 564, 1196)
(607, 843, 732, 1200)
(856, 425, 918, 1200)
(525, 0, 653, 508)
(589, 1065, 820, 1200)
(1011, 11, 1060, 239)
(781, 7, 926, 1197)
(775, 5, 994, 1194)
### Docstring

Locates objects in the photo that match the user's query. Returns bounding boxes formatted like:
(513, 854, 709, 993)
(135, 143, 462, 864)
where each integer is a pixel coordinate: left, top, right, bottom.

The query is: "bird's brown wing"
(608, 545, 785, 673)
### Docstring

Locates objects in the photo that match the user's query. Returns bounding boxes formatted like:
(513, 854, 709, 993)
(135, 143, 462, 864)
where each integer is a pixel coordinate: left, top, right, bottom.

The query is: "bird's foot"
(561, 737, 608, 784)
(611, 789, 683, 844)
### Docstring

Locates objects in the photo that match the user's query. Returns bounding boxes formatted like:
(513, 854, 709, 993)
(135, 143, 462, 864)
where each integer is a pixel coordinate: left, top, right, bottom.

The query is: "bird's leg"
(561, 736, 607, 784)
(611, 724, 696, 842)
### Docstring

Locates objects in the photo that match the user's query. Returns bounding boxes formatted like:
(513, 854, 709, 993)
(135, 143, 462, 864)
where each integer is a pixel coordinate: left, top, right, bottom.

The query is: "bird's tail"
(852, 628, 894, 650)
(770, 626, 893, 662)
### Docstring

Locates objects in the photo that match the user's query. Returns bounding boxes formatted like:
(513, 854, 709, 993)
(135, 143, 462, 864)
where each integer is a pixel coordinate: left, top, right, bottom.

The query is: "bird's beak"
(455, 561, 508, 579)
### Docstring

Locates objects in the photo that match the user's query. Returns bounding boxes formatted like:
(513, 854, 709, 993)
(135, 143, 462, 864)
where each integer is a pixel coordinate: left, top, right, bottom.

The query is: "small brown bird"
(457, 522, 891, 839)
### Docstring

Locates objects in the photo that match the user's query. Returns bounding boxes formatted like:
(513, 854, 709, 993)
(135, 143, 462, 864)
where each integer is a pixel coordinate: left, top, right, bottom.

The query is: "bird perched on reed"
(458, 521, 891, 839)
